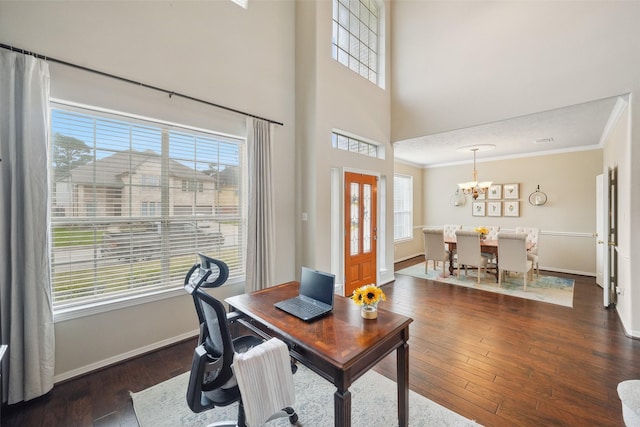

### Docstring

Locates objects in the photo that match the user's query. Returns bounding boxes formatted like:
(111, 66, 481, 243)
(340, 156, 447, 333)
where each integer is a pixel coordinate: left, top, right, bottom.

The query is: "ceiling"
(392, 95, 623, 168)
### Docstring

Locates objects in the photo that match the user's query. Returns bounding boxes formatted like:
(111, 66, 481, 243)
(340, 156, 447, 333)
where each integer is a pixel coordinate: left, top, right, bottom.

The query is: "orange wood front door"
(344, 172, 377, 297)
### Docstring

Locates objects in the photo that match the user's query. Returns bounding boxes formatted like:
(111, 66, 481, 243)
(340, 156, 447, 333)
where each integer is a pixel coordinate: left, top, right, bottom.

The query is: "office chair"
(184, 255, 298, 427)
(184, 253, 230, 325)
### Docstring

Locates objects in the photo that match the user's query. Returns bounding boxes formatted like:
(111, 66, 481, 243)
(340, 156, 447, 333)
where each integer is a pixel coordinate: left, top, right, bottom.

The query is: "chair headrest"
(423, 228, 443, 235)
(497, 231, 527, 240)
(455, 230, 480, 237)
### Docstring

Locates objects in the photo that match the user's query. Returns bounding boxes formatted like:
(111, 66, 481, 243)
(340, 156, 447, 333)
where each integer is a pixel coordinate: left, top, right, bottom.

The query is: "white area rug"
(397, 262, 575, 308)
(131, 364, 479, 427)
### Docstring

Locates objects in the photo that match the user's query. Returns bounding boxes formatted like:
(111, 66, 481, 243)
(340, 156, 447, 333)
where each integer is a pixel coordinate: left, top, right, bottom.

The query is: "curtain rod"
(0, 43, 284, 127)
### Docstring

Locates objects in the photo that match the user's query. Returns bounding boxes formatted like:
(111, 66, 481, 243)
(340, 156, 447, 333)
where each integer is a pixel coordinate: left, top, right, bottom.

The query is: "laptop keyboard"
(283, 298, 327, 316)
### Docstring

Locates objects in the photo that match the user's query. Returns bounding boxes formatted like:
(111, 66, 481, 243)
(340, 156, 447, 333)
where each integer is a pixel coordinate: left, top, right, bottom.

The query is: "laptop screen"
(300, 267, 335, 306)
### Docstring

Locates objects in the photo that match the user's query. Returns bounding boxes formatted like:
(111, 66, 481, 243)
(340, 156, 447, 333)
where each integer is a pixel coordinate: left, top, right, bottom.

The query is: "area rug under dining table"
(397, 262, 575, 308)
(131, 363, 479, 426)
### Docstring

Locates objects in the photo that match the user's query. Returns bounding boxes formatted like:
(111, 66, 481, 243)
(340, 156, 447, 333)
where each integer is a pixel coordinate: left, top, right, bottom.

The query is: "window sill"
(53, 276, 243, 322)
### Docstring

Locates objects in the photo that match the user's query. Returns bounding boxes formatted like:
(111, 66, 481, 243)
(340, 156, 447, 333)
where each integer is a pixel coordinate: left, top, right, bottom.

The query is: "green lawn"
(53, 227, 104, 248)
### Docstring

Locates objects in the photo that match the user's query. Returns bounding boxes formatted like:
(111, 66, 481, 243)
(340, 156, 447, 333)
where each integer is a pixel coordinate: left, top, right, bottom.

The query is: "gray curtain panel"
(0, 50, 55, 404)
(245, 118, 275, 292)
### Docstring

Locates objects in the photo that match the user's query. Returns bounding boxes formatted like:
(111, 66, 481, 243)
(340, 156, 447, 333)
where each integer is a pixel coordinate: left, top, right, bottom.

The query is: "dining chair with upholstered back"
(455, 230, 493, 284)
(497, 232, 533, 291)
(422, 228, 449, 275)
(515, 227, 540, 276)
(486, 226, 500, 240)
(443, 224, 462, 240)
(444, 224, 462, 260)
(482, 225, 501, 262)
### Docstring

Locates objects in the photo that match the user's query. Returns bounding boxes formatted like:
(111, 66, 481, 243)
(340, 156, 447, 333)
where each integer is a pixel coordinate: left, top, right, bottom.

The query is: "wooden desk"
(445, 239, 532, 282)
(226, 282, 413, 427)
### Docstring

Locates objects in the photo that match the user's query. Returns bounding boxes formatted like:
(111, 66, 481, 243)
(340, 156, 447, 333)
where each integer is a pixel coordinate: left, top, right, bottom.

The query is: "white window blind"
(394, 174, 413, 241)
(50, 104, 246, 312)
(332, 0, 379, 85)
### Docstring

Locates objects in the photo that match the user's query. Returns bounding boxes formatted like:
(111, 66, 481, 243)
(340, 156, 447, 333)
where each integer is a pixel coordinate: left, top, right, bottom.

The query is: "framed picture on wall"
(487, 201, 502, 216)
(503, 183, 519, 199)
(472, 201, 485, 216)
(504, 201, 520, 217)
(488, 184, 502, 200)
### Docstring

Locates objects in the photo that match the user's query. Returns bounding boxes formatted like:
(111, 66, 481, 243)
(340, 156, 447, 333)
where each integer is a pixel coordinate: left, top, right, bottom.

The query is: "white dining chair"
(455, 230, 493, 284)
(482, 225, 501, 262)
(444, 224, 462, 261)
(422, 228, 449, 275)
(497, 232, 533, 291)
(443, 224, 462, 240)
(486, 226, 500, 240)
(515, 227, 540, 276)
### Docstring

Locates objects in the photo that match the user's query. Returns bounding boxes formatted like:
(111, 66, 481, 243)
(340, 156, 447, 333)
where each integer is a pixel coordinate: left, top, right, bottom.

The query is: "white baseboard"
(540, 266, 595, 277)
(53, 330, 199, 384)
(395, 253, 424, 263)
(395, 255, 596, 278)
(615, 310, 640, 339)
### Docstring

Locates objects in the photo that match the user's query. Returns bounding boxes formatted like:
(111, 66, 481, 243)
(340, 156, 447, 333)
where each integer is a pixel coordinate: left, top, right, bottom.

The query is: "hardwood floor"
(2, 257, 638, 426)
(2, 339, 197, 427)
(380, 257, 639, 426)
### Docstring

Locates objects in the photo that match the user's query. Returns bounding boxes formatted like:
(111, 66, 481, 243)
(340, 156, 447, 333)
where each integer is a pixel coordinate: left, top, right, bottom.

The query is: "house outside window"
(140, 175, 159, 186)
(50, 104, 246, 313)
(181, 179, 204, 192)
(394, 174, 413, 241)
(141, 201, 159, 216)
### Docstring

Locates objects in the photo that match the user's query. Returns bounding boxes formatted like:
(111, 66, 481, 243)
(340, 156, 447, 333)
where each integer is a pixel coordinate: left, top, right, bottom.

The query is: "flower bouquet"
(351, 284, 386, 319)
(474, 226, 489, 239)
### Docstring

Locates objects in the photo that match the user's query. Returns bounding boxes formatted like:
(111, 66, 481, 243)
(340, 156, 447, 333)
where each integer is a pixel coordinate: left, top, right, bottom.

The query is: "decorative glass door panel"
(363, 184, 372, 253)
(350, 183, 360, 256)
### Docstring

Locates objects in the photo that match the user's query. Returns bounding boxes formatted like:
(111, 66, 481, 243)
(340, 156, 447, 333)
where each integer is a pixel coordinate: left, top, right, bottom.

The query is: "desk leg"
(397, 341, 409, 427)
(334, 388, 351, 427)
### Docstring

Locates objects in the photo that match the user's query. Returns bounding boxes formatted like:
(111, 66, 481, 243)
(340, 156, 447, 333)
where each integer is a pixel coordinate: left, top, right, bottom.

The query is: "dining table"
(444, 238, 533, 282)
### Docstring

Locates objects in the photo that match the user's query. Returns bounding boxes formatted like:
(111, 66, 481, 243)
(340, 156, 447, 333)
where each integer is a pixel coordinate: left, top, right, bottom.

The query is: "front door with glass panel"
(344, 172, 377, 297)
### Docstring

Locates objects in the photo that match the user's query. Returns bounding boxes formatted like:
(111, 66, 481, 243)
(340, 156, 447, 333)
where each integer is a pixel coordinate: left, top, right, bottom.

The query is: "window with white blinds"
(393, 174, 413, 241)
(50, 104, 246, 312)
(332, 0, 380, 85)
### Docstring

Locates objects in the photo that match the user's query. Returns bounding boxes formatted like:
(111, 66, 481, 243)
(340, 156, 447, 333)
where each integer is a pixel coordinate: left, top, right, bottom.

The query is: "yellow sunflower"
(351, 284, 386, 306)
(474, 226, 489, 235)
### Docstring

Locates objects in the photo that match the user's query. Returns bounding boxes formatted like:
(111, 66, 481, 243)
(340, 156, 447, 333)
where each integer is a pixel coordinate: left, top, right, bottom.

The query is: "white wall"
(295, 1, 394, 288)
(0, 0, 297, 381)
(391, 1, 640, 140)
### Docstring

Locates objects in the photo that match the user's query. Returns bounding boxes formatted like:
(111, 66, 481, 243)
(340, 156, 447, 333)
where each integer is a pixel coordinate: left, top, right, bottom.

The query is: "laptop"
(274, 267, 335, 321)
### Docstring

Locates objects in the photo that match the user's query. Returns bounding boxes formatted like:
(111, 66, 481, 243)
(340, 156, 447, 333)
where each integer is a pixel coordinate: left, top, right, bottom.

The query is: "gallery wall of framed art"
(471, 184, 520, 217)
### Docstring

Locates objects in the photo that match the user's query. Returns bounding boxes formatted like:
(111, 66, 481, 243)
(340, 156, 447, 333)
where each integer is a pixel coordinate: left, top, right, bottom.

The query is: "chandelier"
(457, 146, 493, 200)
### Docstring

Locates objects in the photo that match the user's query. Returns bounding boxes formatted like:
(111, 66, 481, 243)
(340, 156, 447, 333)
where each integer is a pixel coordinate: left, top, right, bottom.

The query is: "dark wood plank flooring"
(2, 257, 638, 426)
(379, 257, 639, 426)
